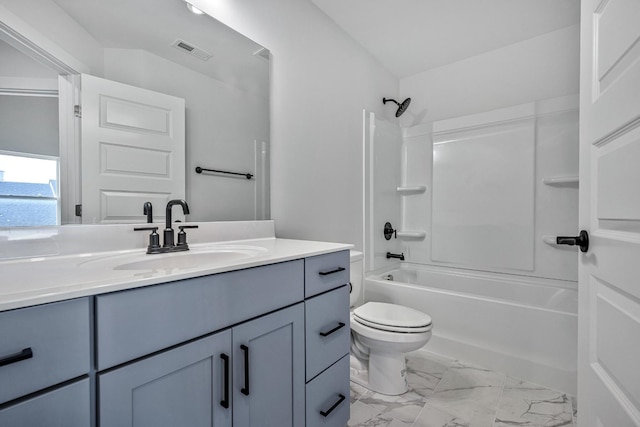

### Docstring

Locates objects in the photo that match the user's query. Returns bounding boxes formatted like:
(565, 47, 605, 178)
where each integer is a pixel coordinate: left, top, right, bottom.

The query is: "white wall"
(191, 0, 399, 249)
(399, 25, 580, 126)
(0, 0, 103, 74)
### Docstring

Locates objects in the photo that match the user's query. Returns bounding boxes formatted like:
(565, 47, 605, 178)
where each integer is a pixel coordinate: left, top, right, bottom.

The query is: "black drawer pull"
(240, 344, 250, 396)
(318, 267, 345, 276)
(220, 353, 230, 409)
(320, 393, 346, 417)
(0, 347, 33, 367)
(319, 322, 346, 337)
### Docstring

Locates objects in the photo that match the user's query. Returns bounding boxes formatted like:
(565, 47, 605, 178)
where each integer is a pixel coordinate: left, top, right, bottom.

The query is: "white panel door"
(80, 74, 185, 224)
(579, 0, 640, 425)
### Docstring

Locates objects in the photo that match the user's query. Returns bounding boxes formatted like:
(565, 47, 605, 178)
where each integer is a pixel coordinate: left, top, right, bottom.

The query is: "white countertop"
(0, 222, 352, 312)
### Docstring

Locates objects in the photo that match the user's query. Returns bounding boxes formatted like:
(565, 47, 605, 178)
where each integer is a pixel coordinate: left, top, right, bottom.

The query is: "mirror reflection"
(0, 0, 270, 226)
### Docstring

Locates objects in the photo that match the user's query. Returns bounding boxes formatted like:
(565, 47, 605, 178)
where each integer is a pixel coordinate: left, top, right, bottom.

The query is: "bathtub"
(364, 263, 578, 394)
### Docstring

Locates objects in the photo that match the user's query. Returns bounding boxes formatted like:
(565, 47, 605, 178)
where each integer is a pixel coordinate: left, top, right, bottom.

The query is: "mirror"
(0, 0, 270, 226)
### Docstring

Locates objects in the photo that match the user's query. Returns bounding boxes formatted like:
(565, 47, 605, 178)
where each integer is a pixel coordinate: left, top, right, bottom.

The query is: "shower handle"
(556, 230, 589, 253)
(384, 222, 397, 240)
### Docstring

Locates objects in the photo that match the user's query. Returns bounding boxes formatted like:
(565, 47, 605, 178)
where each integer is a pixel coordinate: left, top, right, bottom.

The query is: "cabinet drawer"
(305, 285, 350, 381)
(0, 298, 90, 404)
(304, 250, 349, 298)
(305, 354, 350, 427)
(96, 260, 304, 370)
(0, 378, 90, 427)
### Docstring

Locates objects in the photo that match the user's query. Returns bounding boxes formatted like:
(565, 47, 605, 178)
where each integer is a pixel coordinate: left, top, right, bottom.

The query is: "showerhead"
(383, 97, 411, 117)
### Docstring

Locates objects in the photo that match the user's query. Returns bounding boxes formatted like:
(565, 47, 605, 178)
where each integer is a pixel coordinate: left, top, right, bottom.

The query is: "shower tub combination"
(365, 263, 578, 394)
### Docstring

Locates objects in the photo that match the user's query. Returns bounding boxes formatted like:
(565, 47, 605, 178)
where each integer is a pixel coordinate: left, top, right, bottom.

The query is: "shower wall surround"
(400, 94, 579, 282)
(432, 112, 536, 272)
(364, 111, 403, 272)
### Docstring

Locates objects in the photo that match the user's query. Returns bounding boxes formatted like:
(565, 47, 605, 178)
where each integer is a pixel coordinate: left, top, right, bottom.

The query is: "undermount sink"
(116, 246, 266, 271)
(79, 244, 268, 271)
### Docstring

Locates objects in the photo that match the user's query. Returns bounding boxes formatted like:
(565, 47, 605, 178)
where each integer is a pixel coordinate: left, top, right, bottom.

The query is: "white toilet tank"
(350, 250, 363, 307)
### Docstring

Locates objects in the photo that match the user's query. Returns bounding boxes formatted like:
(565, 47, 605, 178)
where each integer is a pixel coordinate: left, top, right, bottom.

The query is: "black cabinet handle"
(318, 267, 345, 276)
(556, 230, 589, 253)
(220, 353, 230, 409)
(320, 393, 346, 417)
(319, 322, 346, 337)
(0, 347, 33, 367)
(240, 344, 250, 396)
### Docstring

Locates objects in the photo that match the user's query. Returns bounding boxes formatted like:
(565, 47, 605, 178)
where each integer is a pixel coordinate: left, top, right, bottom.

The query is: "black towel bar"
(195, 166, 253, 180)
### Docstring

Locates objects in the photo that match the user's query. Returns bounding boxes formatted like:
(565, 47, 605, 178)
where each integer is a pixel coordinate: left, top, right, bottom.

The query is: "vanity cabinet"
(99, 303, 305, 427)
(0, 248, 350, 426)
(96, 260, 308, 427)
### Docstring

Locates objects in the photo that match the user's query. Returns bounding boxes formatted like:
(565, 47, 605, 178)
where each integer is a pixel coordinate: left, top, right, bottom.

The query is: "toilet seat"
(353, 302, 432, 333)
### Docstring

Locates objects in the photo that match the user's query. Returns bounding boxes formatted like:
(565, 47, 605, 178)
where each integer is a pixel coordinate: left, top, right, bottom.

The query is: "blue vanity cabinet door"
(232, 303, 305, 427)
(305, 285, 350, 381)
(99, 330, 232, 427)
(0, 379, 90, 427)
(304, 250, 350, 298)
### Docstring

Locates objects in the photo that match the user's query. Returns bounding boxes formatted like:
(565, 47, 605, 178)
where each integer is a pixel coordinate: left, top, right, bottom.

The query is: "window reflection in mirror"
(0, 153, 60, 226)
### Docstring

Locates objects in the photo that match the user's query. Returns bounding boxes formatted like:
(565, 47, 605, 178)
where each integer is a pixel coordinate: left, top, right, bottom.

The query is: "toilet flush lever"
(556, 230, 589, 253)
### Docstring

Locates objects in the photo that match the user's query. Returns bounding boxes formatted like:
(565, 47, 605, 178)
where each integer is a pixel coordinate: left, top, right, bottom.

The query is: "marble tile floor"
(349, 350, 577, 427)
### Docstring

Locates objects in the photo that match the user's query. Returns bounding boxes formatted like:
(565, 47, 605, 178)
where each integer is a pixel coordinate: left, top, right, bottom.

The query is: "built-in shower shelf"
(397, 185, 427, 195)
(396, 231, 426, 240)
(542, 176, 579, 186)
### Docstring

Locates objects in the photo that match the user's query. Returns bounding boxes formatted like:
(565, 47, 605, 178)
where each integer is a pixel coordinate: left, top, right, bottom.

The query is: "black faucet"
(134, 199, 197, 254)
(164, 199, 190, 248)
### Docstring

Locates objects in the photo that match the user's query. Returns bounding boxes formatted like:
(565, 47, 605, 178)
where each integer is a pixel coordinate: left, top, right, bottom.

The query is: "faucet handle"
(143, 202, 153, 223)
(134, 226, 161, 253)
(177, 225, 198, 247)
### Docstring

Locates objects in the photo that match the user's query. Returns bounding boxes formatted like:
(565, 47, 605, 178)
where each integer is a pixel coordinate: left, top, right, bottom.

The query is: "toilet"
(349, 251, 432, 395)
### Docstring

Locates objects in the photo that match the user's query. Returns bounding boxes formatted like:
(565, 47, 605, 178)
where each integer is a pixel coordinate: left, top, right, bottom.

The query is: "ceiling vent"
(171, 39, 213, 61)
(253, 47, 270, 62)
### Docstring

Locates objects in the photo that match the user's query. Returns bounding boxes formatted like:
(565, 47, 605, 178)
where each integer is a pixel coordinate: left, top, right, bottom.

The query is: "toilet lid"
(353, 302, 432, 333)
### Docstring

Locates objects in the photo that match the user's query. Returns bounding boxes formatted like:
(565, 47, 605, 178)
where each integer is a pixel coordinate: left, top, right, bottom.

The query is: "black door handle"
(240, 344, 250, 396)
(320, 393, 346, 417)
(556, 230, 589, 253)
(220, 353, 230, 409)
(0, 348, 33, 367)
(319, 322, 346, 337)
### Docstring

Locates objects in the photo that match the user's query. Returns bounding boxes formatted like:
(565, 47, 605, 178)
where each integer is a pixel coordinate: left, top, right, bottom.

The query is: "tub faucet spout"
(386, 252, 405, 261)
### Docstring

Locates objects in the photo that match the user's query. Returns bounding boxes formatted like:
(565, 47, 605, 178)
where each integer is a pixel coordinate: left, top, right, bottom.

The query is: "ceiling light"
(186, 2, 205, 15)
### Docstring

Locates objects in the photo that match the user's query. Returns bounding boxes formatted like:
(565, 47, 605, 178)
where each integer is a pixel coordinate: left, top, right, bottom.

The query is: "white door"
(578, 0, 640, 425)
(80, 74, 185, 224)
